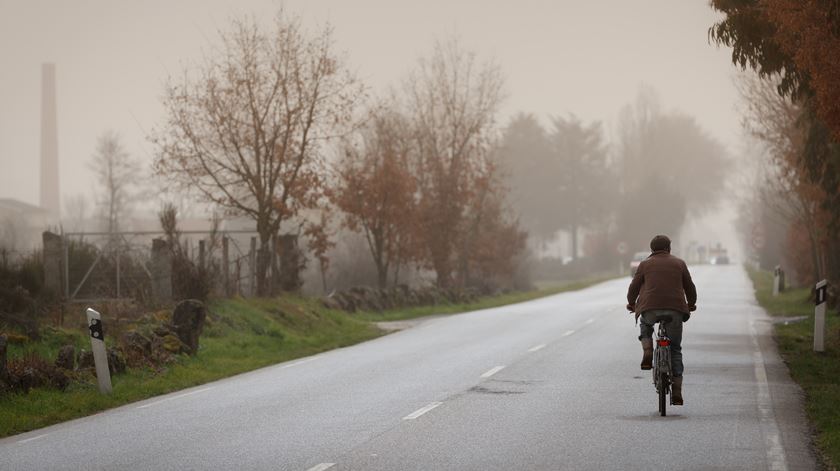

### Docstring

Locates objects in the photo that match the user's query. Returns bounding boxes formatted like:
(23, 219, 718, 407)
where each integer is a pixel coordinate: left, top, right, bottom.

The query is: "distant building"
(0, 198, 51, 252)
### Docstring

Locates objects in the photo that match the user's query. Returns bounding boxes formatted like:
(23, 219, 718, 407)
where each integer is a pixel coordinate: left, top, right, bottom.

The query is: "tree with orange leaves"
(333, 108, 417, 289)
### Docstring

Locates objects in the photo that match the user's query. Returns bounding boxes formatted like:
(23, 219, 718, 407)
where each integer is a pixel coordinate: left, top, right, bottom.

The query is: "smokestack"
(40, 63, 60, 219)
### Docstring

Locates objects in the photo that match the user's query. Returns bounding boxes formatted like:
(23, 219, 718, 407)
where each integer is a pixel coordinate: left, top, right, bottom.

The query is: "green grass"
(747, 267, 840, 469)
(355, 276, 615, 322)
(0, 296, 381, 438)
(0, 276, 615, 438)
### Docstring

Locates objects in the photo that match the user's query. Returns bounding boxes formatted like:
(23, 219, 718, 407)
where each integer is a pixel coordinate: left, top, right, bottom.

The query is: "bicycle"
(652, 318, 672, 417)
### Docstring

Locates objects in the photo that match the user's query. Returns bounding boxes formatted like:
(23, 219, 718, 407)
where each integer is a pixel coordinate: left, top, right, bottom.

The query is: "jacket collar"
(650, 250, 670, 257)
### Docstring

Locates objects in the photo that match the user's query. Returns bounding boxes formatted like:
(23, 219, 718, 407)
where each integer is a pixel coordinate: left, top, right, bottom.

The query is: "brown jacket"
(627, 251, 697, 315)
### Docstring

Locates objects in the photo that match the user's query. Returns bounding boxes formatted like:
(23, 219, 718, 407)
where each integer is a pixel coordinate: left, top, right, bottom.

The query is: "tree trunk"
(377, 263, 388, 290)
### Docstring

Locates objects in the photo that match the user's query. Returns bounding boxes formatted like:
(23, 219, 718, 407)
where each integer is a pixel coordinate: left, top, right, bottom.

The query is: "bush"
(5, 353, 69, 393)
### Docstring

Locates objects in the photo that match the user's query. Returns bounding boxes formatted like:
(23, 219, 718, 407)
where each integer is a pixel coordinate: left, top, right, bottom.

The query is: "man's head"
(650, 235, 671, 253)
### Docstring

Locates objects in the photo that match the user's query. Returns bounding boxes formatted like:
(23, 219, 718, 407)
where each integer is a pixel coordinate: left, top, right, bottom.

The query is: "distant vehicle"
(630, 251, 649, 276)
(711, 255, 730, 265)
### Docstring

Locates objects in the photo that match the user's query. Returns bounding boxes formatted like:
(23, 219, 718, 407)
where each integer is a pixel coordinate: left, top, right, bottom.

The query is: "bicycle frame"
(652, 320, 672, 416)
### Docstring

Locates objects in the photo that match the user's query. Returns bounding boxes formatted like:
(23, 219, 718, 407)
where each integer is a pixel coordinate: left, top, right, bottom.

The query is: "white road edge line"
(749, 320, 788, 471)
(403, 402, 443, 420)
(17, 433, 49, 444)
(481, 365, 505, 378)
(561, 330, 575, 337)
(280, 356, 320, 369)
(136, 386, 215, 409)
(305, 463, 336, 471)
(528, 344, 546, 352)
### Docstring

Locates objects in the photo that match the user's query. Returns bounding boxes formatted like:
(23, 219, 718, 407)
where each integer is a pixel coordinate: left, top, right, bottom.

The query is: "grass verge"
(747, 267, 840, 468)
(1, 275, 616, 438)
(0, 296, 380, 438)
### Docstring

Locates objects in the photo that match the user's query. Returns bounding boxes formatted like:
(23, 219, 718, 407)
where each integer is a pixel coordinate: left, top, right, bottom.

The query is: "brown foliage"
(764, 0, 840, 142)
(334, 108, 417, 288)
(6, 353, 69, 393)
(405, 38, 505, 288)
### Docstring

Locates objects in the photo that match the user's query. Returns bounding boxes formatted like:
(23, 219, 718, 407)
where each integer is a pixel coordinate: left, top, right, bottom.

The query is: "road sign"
(616, 241, 628, 255)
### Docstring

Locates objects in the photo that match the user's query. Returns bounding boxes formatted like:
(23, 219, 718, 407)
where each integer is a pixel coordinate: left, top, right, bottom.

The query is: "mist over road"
(1, 265, 816, 470)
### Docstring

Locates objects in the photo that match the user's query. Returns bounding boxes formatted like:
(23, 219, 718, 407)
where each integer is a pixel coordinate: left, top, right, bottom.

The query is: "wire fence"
(61, 230, 264, 304)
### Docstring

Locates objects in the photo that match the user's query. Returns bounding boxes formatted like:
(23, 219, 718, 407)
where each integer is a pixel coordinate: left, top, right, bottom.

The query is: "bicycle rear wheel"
(658, 372, 667, 416)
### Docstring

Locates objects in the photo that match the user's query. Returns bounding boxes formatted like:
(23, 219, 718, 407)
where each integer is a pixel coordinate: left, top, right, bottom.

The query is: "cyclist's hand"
(626, 303, 635, 312)
(689, 305, 697, 312)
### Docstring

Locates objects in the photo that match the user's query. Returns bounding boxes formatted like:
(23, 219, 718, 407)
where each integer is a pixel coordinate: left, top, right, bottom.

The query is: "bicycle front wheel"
(658, 372, 667, 417)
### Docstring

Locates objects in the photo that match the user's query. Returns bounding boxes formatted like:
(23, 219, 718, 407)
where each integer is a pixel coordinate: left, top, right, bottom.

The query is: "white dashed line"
(585, 318, 595, 325)
(528, 344, 546, 352)
(403, 402, 443, 420)
(306, 463, 336, 471)
(481, 365, 506, 378)
(136, 386, 215, 409)
(280, 357, 320, 369)
(561, 330, 575, 337)
(17, 433, 49, 444)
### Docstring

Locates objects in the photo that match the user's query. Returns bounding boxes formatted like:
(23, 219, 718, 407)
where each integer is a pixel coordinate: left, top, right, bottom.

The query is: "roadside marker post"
(814, 280, 828, 353)
(86, 308, 112, 393)
(773, 266, 781, 297)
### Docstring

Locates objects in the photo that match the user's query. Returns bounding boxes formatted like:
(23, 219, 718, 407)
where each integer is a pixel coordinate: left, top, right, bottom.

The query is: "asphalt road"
(1, 265, 818, 470)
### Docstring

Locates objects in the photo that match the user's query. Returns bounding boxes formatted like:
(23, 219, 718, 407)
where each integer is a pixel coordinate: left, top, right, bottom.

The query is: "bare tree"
(63, 194, 89, 234)
(89, 131, 139, 237)
(404, 37, 504, 288)
(153, 13, 364, 295)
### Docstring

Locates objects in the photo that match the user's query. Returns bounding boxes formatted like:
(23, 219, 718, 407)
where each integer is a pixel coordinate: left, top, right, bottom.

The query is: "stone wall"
(321, 284, 493, 313)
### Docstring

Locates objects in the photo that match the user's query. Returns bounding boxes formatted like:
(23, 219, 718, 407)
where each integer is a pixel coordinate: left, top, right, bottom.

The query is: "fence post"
(814, 279, 828, 352)
(222, 236, 230, 297)
(63, 234, 69, 299)
(150, 239, 172, 303)
(115, 243, 121, 298)
(42, 231, 63, 295)
(86, 308, 112, 394)
(199, 239, 206, 272)
(271, 234, 279, 295)
(249, 236, 257, 297)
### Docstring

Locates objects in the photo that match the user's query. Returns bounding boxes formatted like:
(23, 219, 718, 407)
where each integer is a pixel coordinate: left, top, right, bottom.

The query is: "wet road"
(1, 265, 817, 470)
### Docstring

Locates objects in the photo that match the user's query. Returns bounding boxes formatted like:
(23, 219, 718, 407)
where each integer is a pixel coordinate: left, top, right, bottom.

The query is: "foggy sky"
(0, 1, 739, 219)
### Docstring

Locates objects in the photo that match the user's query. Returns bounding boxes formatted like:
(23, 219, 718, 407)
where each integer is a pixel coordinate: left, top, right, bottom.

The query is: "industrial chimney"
(40, 63, 60, 220)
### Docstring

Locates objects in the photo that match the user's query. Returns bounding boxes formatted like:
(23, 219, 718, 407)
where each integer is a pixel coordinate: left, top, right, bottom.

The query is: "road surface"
(1, 265, 818, 470)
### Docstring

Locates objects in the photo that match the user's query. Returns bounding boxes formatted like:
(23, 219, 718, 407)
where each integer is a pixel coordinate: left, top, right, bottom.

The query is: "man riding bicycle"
(626, 235, 697, 405)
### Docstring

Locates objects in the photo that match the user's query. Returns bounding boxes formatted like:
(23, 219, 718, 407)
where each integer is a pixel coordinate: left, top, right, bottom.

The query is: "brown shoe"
(672, 376, 684, 405)
(640, 338, 653, 370)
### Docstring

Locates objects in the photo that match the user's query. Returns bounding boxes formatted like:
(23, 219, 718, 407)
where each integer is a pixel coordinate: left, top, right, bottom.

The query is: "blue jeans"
(638, 309, 684, 377)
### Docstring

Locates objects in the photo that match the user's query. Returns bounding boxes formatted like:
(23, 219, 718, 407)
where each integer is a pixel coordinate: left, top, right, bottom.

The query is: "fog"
(0, 0, 744, 269)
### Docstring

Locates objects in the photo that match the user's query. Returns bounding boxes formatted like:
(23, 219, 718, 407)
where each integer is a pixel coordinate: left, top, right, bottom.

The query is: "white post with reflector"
(814, 280, 828, 353)
(86, 308, 112, 393)
(772, 266, 781, 297)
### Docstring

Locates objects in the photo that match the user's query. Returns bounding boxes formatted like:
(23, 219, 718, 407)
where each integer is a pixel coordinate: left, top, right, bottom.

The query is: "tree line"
(710, 1, 840, 292)
(79, 11, 733, 297)
(151, 14, 524, 294)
